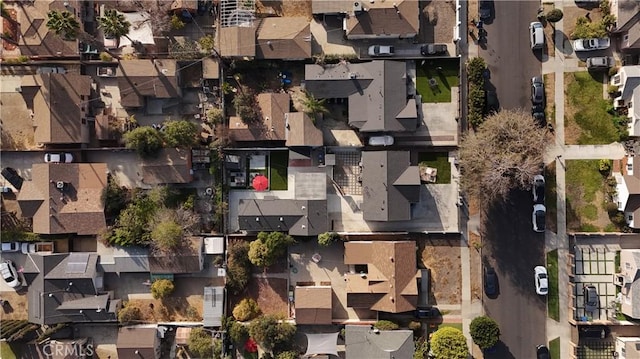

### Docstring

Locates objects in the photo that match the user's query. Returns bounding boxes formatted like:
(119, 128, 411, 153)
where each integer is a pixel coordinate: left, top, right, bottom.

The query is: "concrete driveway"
(0, 151, 43, 182)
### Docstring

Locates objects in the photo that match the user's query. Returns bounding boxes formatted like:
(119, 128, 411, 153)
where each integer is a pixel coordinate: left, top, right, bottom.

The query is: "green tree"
(430, 327, 469, 359)
(188, 328, 214, 358)
(124, 126, 164, 158)
(249, 315, 296, 352)
(198, 34, 216, 53)
(233, 87, 261, 124)
(150, 279, 175, 299)
(108, 194, 156, 246)
(151, 220, 183, 250)
(374, 320, 399, 331)
(170, 14, 185, 30)
(248, 232, 295, 267)
(414, 337, 429, 359)
(469, 316, 500, 350)
(117, 303, 142, 324)
(46, 10, 79, 40)
(226, 240, 252, 295)
(232, 298, 261, 322)
(101, 175, 129, 219)
(97, 9, 132, 42)
(467, 57, 487, 85)
(206, 108, 225, 125)
(317, 232, 340, 246)
(301, 91, 328, 121)
(229, 321, 250, 346)
(546, 9, 563, 23)
(276, 351, 299, 359)
(162, 120, 198, 147)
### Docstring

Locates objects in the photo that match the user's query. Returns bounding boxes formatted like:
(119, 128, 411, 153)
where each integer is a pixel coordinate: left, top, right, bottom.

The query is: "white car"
(533, 204, 546, 232)
(532, 175, 545, 204)
(1, 242, 20, 253)
(368, 135, 394, 146)
(572, 37, 610, 51)
(44, 153, 74, 163)
(534, 266, 548, 295)
(0, 260, 21, 288)
(368, 45, 395, 57)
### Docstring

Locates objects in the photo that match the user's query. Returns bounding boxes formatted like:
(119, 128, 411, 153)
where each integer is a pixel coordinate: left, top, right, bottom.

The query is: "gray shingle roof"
(345, 325, 414, 359)
(238, 199, 328, 236)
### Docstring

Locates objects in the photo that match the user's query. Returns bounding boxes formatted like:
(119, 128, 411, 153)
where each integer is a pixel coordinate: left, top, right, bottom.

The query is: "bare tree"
(459, 109, 550, 202)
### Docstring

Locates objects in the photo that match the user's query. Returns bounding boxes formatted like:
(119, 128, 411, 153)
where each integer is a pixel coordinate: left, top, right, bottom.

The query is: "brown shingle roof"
(17, 163, 108, 235)
(21, 73, 91, 144)
(218, 26, 256, 57)
(141, 148, 193, 184)
(230, 92, 291, 142)
(345, 0, 419, 38)
(117, 59, 179, 108)
(295, 286, 333, 324)
(149, 236, 203, 274)
(117, 327, 159, 359)
(285, 112, 323, 147)
(256, 17, 312, 59)
(344, 241, 419, 313)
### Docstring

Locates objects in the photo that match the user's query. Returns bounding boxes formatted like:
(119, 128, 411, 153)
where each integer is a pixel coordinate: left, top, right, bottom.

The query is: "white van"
(529, 22, 544, 50)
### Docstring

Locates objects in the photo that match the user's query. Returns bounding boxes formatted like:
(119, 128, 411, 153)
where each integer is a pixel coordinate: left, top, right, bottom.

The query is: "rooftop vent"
(353, 1, 363, 11)
(56, 181, 65, 189)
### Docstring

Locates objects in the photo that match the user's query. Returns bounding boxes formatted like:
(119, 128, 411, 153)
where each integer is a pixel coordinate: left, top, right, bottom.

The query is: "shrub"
(611, 211, 626, 226)
(609, 66, 619, 77)
(430, 327, 469, 359)
(276, 351, 299, 359)
(226, 241, 252, 295)
(206, 108, 225, 125)
(151, 220, 183, 250)
(170, 14, 185, 30)
(233, 298, 261, 322)
(546, 9, 563, 23)
(198, 34, 215, 53)
(229, 321, 249, 346)
(162, 120, 198, 147)
(604, 201, 619, 214)
(188, 328, 214, 358)
(118, 303, 142, 324)
(608, 85, 619, 96)
(124, 126, 163, 158)
(248, 231, 295, 267)
(469, 316, 500, 350)
(317, 232, 341, 246)
(599, 159, 612, 174)
(150, 279, 175, 299)
(101, 175, 129, 218)
(99, 52, 113, 62)
(408, 321, 422, 332)
(374, 320, 399, 331)
(467, 57, 487, 85)
(249, 315, 296, 352)
(468, 84, 486, 127)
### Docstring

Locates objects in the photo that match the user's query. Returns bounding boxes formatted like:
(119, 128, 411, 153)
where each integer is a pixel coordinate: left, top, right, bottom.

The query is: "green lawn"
(269, 151, 289, 190)
(1, 342, 17, 359)
(547, 249, 560, 321)
(545, 163, 557, 231)
(549, 337, 560, 359)
(416, 58, 460, 103)
(565, 72, 622, 145)
(565, 160, 605, 230)
(418, 152, 451, 184)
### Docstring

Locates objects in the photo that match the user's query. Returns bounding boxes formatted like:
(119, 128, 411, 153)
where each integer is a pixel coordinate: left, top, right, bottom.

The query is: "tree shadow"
(553, 29, 573, 56)
(483, 340, 516, 359)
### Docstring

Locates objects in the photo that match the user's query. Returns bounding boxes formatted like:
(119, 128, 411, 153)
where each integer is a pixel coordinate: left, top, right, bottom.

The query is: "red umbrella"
(252, 174, 269, 191)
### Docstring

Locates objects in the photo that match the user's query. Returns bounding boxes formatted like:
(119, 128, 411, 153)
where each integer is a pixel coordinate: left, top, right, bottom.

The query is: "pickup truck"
(572, 37, 610, 51)
(21, 242, 54, 254)
(420, 43, 448, 56)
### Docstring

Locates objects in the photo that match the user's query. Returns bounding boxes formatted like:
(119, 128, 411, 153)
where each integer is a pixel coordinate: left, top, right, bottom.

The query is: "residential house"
(614, 336, 640, 358)
(614, 250, 640, 319)
(285, 112, 324, 147)
(344, 241, 420, 313)
(117, 59, 180, 109)
(294, 286, 333, 324)
(612, 0, 640, 54)
(18, 163, 108, 235)
(117, 327, 161, 359)
(141, 148, 193, 185)
(218, 27, 256, 58)
(305, 61, 418, 132)
(361, 151, 421, 222)
(612, 66, 640, 137)
(20, 73, 92, 145)
(149, 236, 204, 275)
(256, 17, 312, 60)
(24, 253, 120, 325)
(17, 0, 81, 58)
(203, 286, 225, 327)
(229, 92, 291, 144)
(345, 325, 415, 359)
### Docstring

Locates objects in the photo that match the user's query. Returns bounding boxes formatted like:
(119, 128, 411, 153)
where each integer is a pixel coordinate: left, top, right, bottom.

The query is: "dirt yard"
(544, 72, 555, 124)
(0, 291, 29, 321)
(127, 295, 204, 322)
(562, 4, 604, 41)
(0, 93, 36, 150)
(256, 0, 312, 19)
(468, 233, 482, 301)
(418, 238, 462, 305)
(230, 276, 288, 318)
(543, 4, 556, 57)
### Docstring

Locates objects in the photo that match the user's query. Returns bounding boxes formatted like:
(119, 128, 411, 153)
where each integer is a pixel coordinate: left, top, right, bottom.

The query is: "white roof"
(304, 332, 339, 358)
(204, 237, 224, 254)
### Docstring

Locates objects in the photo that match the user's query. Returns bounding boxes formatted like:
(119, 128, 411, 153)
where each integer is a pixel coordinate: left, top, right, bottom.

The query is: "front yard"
(416, 58, 460, 103)
(564, 72, 623, 145)
(417, 238, 462, 305)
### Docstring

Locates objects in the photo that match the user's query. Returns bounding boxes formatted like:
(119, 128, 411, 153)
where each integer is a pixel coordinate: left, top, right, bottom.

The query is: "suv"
(368, 45, 395, 57)
(533, 204, 546, 232)
(583, 285, 599, 313)
(0, 260, 21, 288)
(529, 22, 544, 50)
(586, 56, 614, 70)
(420, 44, 447, 56)
(531, 76, 545, 105)
(532, 175, 545, 204)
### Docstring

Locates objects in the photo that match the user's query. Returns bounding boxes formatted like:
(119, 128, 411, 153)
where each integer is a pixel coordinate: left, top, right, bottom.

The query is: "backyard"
(564, 72, 623, 145)
(418, 152, 451, 184)
(416, 58, 460, 103)
(269, 151, 289, 190)
(565, 160, 617, 232)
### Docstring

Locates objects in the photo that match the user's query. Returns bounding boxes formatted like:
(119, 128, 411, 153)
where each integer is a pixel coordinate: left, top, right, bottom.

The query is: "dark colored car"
(579, 325, 610, 339)
(532, 104, 546, 126)
(420, 44, 448, 56)
(531, 76, 545, 105)
(414, 307, 440, 319)
(479, 0, 492, 21)
(536, 345, 550, 359)
(583, 285, 599, 313)
(1, 167, 23, 190)
(485, 90, 499, 114)
(484, 267, 498, 296)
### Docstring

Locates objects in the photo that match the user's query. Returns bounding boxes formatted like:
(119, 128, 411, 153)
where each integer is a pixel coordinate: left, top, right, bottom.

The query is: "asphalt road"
(477, 2, 547, 358)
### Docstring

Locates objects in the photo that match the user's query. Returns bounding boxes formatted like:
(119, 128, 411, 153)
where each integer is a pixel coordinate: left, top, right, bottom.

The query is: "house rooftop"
(295, 286, 333, 324)
(117, 59, 179, 108)
(344, 0, 419, 39)
(285, 112, 323, 147)
(256, 17, 312, 59)
(345, 325, 414, 359)
(218, 26, 256, 57)
(17, 0, 81, 58)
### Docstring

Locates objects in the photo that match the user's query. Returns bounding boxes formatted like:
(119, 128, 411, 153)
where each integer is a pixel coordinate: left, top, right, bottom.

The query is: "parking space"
(573, 246, 617, 321)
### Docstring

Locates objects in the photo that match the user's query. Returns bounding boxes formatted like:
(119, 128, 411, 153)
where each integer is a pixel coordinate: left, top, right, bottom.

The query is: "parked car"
(368, 135, 394, 146)
(484, 267, 498, 296)
(534, 266, 548, 295)
(533, 204, 546, 233)
(478, 0, 492, 20)
(536, 345, 550, 359)
(572, 37, 611, 51)
(0, 260, 21, 288)
(579, 325, 610, 338)
(420, 44, 447, 56)
(414, 307, 440, 319)
(586, 56, 614, 70)
(1, 167, 23, 190)
(531, 76, 545, 105)
(583, 285, 599, 313)
(44, 153, 74, 163)
(532, 175, 545, 204)
(532, 104, 546, 126)
(1, 242, 20, 253)
(529, 22, 544, 50)
(368, 45, 395, 57)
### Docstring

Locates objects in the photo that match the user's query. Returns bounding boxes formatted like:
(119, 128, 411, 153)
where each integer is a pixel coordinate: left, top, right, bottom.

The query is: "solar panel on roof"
(66, 253, 90, 273)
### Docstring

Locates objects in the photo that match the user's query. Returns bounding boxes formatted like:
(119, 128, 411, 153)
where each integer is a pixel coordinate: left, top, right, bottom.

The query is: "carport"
(572, 247, 617, 321)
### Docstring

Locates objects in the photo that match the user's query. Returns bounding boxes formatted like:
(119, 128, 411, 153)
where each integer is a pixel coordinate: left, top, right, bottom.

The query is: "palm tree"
(97, 9, 132, 42)
(301, 91, 329, 122)
(46, 10, 80, 40)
